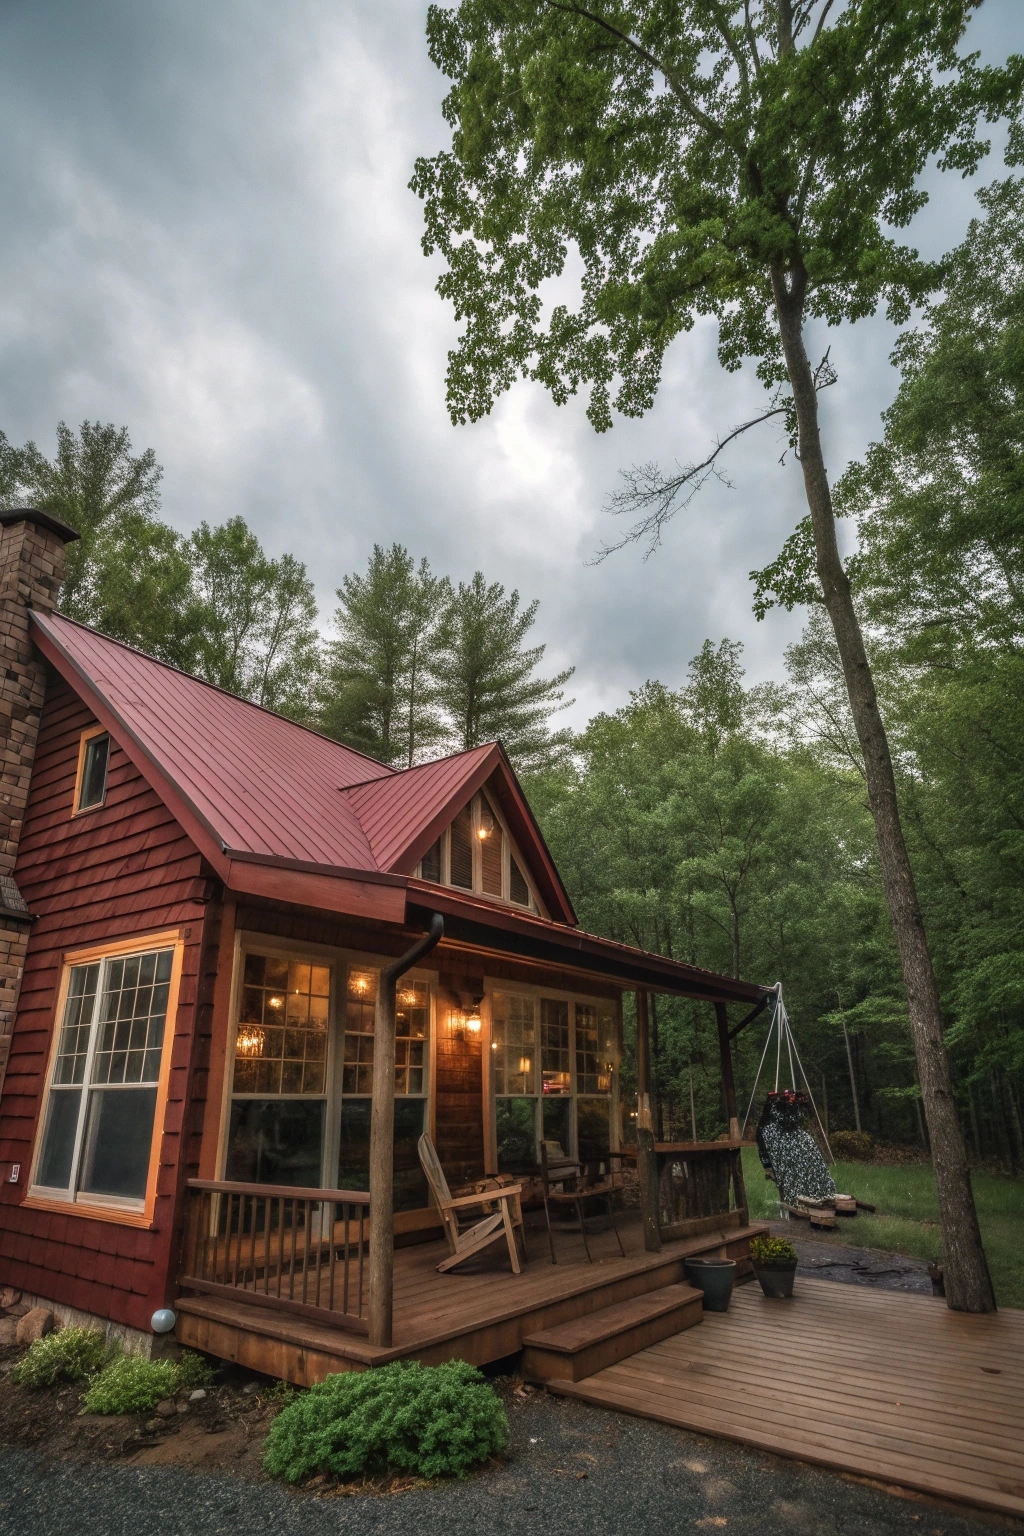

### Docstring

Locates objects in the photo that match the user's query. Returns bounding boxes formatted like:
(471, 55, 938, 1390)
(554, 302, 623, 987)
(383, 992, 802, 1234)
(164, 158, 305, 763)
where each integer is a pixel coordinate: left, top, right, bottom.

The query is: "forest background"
(5, 185, 1024, 1175)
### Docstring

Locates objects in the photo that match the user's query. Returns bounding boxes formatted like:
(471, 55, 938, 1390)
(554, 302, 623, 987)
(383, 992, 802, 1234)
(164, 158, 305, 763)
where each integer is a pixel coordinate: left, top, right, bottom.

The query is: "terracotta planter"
(684, 1257, 736, 1312)
(753, 1259, 797, 1299)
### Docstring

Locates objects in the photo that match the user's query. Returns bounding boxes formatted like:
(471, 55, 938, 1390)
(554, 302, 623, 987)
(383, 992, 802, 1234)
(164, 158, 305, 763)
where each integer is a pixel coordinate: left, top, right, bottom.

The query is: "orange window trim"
(25, 928, 187, 1230)
(71, 724, 110, 816)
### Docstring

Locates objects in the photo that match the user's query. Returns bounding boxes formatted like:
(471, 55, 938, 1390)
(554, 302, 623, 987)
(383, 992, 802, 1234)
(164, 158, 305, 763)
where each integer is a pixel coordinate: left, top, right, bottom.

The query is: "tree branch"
(594, 352, 836, 563)
(544, 1, 727, 142)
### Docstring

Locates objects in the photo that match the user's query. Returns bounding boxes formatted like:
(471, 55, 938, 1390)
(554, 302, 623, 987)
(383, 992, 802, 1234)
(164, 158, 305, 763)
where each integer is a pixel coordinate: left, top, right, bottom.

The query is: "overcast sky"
(1, 2, 1022, 728)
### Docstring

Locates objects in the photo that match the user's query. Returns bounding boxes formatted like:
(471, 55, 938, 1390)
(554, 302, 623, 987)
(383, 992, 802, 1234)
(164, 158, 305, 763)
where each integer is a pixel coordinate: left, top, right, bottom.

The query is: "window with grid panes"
(226, 954, 332, 1188)
(34, 947, 174, 1204)
(491, 992, 538, 1171)
(574, 1002, 617, 1162)
(338, 968, 429, 1210)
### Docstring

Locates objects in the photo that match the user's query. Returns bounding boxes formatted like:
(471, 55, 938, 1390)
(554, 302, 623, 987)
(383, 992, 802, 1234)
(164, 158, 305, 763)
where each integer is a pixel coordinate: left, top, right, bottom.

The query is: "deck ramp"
(550, 1276, 1024, 1520)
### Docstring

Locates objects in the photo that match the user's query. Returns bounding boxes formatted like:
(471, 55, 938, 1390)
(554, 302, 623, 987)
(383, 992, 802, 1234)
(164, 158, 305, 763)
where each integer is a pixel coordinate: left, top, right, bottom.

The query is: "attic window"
(75, 730, 110, 813)
(415, 792, 538, 912)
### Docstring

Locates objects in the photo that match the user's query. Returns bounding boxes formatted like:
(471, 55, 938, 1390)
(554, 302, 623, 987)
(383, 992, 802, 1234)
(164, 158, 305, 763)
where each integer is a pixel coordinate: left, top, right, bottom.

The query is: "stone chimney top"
(0, 507, 80, 544)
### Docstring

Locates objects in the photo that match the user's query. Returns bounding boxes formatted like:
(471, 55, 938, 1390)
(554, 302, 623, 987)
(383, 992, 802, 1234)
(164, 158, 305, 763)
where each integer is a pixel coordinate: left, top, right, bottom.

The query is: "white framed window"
(31, 939, 180, 1213)
(223, 943, 433, 1211)
(490, 989, 619, 1173)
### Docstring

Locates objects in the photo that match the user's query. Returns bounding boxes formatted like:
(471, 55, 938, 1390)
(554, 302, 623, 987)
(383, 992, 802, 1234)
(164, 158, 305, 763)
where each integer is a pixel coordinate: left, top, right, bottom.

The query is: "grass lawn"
(741, 1145, 1024, 1309)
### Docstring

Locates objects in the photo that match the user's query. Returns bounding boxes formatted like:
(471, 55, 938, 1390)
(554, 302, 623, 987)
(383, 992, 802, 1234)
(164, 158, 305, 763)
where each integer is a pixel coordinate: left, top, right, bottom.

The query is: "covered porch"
(174, 1204, 767, 1382)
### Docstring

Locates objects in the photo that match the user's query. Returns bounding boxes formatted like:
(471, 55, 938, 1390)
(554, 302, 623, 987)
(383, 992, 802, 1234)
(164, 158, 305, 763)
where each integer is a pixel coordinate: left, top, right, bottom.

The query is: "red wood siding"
(0, 670, 213, 1331)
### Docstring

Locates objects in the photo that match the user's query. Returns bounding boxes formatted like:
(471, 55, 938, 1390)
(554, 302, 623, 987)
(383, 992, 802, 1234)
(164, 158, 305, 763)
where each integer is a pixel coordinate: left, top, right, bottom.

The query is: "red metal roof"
(30, 612, 576, 921)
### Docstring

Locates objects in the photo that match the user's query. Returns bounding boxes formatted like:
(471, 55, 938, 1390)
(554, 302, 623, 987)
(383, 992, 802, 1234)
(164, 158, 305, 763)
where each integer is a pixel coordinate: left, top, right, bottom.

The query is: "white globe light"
(151, 1308, 176, 1334)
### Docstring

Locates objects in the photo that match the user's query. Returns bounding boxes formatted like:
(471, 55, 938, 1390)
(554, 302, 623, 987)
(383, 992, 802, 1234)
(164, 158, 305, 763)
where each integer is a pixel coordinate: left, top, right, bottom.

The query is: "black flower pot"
(684, 1257, 737, 1312)
(752, 1259, 797, 1299)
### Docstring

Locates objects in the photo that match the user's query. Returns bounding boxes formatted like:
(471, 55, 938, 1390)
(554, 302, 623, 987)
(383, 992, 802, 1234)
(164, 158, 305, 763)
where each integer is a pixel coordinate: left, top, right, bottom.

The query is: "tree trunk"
(772, 268, 995, 1313)
(842, 1020, 861, 1134)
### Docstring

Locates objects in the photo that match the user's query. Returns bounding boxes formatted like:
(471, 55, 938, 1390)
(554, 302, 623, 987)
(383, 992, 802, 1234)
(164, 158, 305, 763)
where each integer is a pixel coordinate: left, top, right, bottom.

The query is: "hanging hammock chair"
(743, 986, 838, 1214)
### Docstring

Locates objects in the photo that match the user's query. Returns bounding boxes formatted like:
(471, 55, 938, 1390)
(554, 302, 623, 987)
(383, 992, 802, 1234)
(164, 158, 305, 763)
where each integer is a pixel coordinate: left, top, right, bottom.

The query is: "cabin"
(0, 507, 771, 1383)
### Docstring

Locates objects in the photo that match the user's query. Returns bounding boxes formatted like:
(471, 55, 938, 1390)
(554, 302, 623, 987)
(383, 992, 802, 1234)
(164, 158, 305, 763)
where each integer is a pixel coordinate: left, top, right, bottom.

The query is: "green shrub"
(10, 1327, 108, 1388)
(175, 1350, 214, 1392)
(831, 1130, 875, 1161)
(750, 1235, 798, 1265)
(81, 1354, 179, 1416)
(263, 1360, 508, 1484)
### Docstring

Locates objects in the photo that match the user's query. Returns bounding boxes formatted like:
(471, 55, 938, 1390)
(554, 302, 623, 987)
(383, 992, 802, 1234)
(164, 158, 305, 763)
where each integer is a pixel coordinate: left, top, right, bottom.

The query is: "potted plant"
(750, 1236, 798, 1299)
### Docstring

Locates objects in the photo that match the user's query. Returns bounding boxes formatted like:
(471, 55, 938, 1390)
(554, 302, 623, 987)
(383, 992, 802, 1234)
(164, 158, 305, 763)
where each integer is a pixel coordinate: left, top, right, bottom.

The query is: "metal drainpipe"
(368, 912, 444, 1347)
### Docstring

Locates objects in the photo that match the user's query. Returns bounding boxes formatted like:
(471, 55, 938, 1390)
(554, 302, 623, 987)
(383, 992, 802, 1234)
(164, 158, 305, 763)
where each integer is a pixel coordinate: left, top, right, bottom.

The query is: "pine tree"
(432, 572, 574, 771)
(319, 545, 447, 767)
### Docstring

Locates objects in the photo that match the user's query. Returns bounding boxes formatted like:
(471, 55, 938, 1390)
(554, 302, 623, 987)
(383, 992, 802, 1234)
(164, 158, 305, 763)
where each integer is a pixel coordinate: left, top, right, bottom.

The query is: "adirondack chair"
(418, 1133, 527, 1275)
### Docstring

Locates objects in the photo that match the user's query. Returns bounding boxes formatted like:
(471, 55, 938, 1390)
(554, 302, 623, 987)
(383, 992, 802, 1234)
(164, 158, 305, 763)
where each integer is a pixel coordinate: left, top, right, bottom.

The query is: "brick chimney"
(0, 509, 79, 1093)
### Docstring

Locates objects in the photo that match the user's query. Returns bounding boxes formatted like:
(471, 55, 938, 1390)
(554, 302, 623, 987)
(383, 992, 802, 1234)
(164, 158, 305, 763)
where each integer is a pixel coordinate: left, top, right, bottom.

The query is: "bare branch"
(593, 352, 837, 563)
(544, 1, 727, 143)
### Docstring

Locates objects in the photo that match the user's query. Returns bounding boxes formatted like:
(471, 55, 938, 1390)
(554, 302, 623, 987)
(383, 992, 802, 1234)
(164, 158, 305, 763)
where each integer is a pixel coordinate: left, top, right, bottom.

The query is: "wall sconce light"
(518, 1055, 532, 1077)
(464, 1006, 482, 1033)
(476, 806, 495, 841)
(236, 1024, 265, 1058)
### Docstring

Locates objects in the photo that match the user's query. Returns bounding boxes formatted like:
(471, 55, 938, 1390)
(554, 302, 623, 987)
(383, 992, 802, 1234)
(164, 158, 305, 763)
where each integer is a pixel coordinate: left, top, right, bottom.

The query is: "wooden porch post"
(368, 914, 443, 1348)
(635, 989, 661, 1252)
(715, 1000, 747, 1223)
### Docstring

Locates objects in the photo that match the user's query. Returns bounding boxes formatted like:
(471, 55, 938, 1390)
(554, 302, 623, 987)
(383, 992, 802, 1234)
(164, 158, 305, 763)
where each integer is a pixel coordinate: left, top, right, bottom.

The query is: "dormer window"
(74, 729, 110, 813)
(416, 792, 538, 912)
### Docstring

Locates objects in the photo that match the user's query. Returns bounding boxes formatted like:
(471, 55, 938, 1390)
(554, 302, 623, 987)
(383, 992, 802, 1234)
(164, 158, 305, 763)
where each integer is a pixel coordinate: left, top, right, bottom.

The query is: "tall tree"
(187, 518, 321, 716)
(433, 571, 574, 771)
(319, 544, 447, 767)
(411, 0, 1021, 1311)
(17, 420, 163, 613)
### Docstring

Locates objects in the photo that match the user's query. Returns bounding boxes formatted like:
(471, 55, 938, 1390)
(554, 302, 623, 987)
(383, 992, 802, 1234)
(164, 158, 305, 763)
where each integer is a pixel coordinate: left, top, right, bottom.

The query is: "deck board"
(554, 1276, 1024, 1519)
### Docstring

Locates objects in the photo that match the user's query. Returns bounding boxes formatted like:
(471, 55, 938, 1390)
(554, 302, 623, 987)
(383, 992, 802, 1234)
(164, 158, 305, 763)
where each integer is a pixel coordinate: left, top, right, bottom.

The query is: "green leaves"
(414, 1, 1021, 431)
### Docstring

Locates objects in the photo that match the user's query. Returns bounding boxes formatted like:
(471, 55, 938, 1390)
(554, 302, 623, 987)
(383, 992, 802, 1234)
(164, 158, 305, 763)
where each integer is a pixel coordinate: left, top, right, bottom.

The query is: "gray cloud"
(1, 1, 1021, 726)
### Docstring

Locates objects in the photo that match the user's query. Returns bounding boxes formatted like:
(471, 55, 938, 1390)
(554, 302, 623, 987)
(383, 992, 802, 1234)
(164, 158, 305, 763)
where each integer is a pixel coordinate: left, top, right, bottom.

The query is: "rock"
(8, 1301, 31, 1318)
(0, 1286, 21, 1310)
(155, 1399, 177, 1419)
(176, 1402, 189, 1414)
(144, 1419, 164, 1434)
(15, 1308, 54, 1344)
(189, 1388, 207, 1402)
(0, 1317, 17, 1346)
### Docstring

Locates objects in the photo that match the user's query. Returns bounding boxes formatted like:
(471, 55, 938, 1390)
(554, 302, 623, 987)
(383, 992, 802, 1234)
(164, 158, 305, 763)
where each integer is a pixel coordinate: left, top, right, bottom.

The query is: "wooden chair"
(540, 1144, 626, 1265)
(418, 1133, 527, 1275)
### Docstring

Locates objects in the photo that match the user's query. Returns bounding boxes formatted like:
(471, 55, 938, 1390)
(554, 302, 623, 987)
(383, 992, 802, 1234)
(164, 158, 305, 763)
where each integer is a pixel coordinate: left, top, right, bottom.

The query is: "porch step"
(522, 1282, 703, 1384)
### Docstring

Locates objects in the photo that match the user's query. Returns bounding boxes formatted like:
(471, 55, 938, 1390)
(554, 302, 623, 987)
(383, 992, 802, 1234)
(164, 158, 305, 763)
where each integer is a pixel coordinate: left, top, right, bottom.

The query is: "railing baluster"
(178, 1180, 369, 1332)
(287, 1197, 297, 1301)
(342, 1203, 350, 1316)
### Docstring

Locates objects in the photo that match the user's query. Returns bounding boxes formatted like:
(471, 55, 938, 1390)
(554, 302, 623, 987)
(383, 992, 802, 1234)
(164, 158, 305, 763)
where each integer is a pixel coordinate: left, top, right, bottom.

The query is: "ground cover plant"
(10, 1327, 108, 1388)
(743, 1147, 1024, 1307)
(79, 1349, 213, 1416)
(263, 1359, 508, 1484)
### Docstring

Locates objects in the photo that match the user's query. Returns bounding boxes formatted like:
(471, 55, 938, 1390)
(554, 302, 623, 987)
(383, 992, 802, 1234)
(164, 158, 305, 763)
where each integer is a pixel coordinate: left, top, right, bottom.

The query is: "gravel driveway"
(0, 1385, 1007, 1536)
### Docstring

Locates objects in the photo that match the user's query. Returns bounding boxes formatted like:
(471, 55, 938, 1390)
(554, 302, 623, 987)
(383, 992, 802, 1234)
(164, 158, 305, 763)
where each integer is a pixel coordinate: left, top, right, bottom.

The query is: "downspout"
(368, 912, 444, 1347)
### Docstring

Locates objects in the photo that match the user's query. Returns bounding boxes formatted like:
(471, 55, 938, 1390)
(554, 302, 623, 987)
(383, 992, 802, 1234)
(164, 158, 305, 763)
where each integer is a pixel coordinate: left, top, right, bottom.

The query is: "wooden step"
(522, 1283, 703, 1384)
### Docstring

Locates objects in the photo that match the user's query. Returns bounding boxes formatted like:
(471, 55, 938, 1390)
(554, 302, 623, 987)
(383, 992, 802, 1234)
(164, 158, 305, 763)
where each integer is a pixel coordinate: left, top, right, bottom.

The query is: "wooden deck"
(175, 1210, 764, 1384)
(553, 1275, 1024, 1521)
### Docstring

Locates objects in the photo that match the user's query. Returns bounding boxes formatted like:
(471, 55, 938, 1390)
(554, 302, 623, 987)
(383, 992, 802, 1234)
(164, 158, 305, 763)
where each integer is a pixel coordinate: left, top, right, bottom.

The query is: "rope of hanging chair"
(739, 983, 835, 1161)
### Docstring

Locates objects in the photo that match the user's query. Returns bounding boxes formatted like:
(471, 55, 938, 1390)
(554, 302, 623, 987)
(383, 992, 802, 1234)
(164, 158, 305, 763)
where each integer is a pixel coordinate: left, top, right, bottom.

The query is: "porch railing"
(179, 1179, 370, 1334)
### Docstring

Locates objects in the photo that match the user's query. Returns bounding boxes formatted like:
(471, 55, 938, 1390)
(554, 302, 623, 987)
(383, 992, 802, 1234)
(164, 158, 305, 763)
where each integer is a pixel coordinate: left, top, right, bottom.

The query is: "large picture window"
(491, 990, 618, 1172)
(225, 948, 431, 1210)
(33, 943, 177, 1210)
